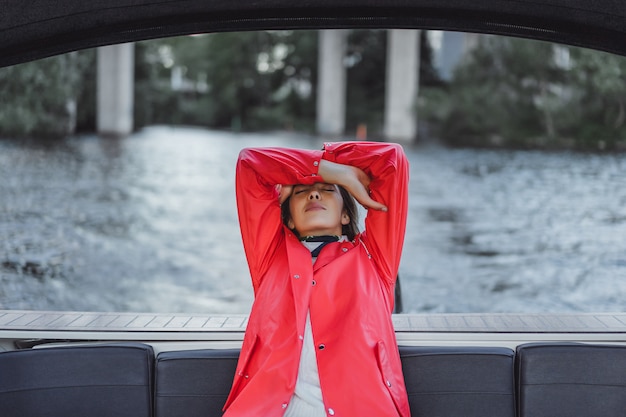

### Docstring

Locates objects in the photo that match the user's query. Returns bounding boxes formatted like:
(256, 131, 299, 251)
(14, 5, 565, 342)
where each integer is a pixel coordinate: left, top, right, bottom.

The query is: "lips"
(305, 203, 325, 212)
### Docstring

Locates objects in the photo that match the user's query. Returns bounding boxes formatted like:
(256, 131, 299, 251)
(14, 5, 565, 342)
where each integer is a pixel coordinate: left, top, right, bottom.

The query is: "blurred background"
(1, 29, 625, 314)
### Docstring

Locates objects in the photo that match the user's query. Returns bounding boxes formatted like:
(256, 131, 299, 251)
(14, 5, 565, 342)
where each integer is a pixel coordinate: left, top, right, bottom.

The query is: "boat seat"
(516, 342, 626, 417)
(399, 346, 516, 417)
(155, 348, 239, 417)
(0, 342, 154, 417)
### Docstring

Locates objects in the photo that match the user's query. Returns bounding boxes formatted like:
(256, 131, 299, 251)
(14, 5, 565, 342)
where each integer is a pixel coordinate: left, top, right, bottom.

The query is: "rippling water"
(1, 126, 625, 313)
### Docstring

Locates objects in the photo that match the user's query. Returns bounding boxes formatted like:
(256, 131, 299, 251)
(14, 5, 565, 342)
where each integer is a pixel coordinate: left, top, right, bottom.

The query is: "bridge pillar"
(97, 43, 134, 136)
(384, 29, 420, 143)
(316, 30, 347, 137)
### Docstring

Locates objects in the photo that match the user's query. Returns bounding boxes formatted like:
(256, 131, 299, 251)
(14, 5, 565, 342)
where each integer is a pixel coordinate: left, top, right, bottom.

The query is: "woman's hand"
(318, 159, 387, 211)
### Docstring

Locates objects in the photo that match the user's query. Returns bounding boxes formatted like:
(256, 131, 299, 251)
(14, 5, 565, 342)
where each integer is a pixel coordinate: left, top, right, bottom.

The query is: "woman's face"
(288, 182, 350, 237)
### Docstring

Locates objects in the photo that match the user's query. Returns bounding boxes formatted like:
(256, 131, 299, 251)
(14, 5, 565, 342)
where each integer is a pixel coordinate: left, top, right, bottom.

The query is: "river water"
(1, 126, 625, 314)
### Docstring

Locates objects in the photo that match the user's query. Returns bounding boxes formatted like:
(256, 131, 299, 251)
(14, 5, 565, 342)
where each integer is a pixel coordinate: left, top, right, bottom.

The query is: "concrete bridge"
(98, 30, 472, 143)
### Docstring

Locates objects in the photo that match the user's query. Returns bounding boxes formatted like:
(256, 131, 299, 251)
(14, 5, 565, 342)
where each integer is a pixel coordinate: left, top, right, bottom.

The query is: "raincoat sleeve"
(321, 141, 409, 285)
(235, 146, 324, 292)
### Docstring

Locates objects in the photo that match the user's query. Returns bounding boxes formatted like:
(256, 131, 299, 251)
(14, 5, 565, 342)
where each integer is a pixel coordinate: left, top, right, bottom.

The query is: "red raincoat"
(224, 141, 410, 417)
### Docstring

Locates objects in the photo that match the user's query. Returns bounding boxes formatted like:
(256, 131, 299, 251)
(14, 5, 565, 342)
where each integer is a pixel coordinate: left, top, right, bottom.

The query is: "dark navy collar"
(301, 235, 341, 257)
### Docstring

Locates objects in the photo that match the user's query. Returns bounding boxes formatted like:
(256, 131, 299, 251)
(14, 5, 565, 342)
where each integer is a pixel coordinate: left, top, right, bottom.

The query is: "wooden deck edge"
(1, 310, 625, 334)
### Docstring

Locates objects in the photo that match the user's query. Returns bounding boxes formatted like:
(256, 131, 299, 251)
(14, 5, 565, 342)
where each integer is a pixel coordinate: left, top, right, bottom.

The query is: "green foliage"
(75, 50, 97, 132)
(345, 30, 387, 135)
(134, 40, 187, 128)
(421, 36, 626, 150)
(206, 30, 319, 131)
(134, 31, 319, 132)
(0, 51, 92, 138)
(268, 30, 319, 132)
(564, 48, 626, 149)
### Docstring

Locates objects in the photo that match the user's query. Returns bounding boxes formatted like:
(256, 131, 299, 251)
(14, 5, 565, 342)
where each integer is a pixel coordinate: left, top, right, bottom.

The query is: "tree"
(0, 52, 91, 138)
(421, 35, 626, 149)
(345, 30, 387, 136)
(565, 48, 626, 149)
(262, 30, 318, 132)
(133, 31, 319, 132)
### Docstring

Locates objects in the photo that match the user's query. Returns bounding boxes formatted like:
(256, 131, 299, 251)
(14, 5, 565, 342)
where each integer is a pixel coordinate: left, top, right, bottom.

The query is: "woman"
(224, 141, 410, 417)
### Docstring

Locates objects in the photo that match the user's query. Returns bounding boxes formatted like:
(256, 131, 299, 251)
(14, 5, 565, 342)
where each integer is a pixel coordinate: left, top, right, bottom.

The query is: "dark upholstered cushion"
(516, 343, 626, 417)
(400, 346, 515, 417)
(155, 348, 239, 417)
(0, 342, 154, 417)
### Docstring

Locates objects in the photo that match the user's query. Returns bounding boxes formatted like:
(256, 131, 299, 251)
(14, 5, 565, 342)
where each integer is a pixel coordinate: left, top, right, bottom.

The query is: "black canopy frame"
(1, 0, 625, 68)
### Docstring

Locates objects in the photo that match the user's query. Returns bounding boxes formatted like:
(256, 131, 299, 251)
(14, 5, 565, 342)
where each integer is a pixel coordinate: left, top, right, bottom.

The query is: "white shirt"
(285, 237, 348, 417)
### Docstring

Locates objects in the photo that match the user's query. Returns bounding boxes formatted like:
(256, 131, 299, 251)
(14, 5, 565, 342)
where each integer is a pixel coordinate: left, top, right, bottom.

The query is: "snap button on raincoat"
(224, 141, 410, 417)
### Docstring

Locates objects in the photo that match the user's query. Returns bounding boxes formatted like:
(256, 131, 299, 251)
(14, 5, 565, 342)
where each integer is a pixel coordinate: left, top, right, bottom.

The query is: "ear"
(288, 219, 295, 229)
(341, 212, 350, 225)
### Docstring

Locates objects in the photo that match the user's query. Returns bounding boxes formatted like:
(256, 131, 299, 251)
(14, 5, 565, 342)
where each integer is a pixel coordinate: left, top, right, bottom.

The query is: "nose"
(308, 190, 320, 200)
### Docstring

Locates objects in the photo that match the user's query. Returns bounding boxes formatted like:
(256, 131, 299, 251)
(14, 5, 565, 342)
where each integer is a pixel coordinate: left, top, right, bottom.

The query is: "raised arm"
(236, 142, 408, 289)
(235, 146, 323, 291)
(321, 141, 409, 284)
(317, 159, 387, 212)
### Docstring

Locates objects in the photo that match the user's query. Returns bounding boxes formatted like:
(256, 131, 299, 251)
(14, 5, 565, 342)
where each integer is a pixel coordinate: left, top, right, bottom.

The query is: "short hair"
(281, 184, 360, 241)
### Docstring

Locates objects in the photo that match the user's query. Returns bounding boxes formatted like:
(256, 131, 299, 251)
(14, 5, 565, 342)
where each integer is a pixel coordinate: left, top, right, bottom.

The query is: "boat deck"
(1, 310, 625, 347)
